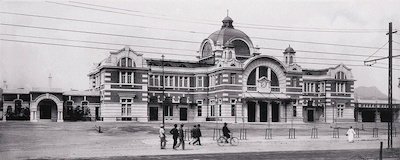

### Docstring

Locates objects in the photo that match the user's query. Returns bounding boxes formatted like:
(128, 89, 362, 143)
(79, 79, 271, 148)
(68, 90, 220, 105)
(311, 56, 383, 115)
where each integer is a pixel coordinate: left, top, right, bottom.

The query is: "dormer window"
(118, 57, 135, 67)
(335, 71, 346, 80)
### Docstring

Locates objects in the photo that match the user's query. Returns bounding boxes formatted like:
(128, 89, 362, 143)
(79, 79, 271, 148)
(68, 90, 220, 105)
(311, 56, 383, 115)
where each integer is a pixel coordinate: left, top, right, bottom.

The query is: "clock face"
(202, 42, 212, 57)
(261, 81, 267, 88)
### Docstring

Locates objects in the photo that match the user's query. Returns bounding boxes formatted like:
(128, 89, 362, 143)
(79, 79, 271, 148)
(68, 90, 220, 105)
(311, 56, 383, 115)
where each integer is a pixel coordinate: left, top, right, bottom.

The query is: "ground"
(0, 121, 399, 159)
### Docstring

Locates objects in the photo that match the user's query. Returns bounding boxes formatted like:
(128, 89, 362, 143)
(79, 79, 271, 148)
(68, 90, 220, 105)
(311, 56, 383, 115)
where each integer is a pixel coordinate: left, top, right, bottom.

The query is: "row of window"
(304, 82, 347, 93)
(148, 73, 237, 87)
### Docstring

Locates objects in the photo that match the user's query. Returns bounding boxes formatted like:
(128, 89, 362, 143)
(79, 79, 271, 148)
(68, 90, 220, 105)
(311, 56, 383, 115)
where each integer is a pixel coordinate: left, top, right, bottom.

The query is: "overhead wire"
(67, 1, 387, 33)
(0, 33, 197, 52)
(364, 42, 388, 61)
(2, 12, 399, 51)
(2, 22, 398, 58)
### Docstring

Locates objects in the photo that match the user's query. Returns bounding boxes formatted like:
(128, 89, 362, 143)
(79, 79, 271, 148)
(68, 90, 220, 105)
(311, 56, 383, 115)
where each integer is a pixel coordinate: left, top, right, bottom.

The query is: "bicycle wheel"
(230, 137, 239, 146)
(217, 137, 226, 146)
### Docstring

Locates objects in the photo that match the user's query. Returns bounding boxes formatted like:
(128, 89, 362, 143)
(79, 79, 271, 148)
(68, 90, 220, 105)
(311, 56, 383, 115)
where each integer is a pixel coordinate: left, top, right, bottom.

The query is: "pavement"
(0, 121, 399, 159)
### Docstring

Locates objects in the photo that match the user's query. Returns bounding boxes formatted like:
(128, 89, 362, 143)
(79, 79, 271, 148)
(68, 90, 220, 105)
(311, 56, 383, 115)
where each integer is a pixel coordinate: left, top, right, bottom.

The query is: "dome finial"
(227, 10, 229, 16)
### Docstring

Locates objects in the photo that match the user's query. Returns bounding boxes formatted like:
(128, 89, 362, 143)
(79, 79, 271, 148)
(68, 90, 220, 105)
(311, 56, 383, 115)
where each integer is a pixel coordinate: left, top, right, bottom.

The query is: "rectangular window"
(169, 106, 173, 116)
(149, 75, 154, 86)
(337, 104, 345, 117)
(155, 75, 159, 86)
(219, 105, 222, 116)
(121, 98, 132, 116)
(127, 72, 132, 83)
(211, 105, 215, 116)
(336, 83, 346, 93)
(230, 73, 236, 84)
(198, 106, 202, 116)
(169, 76, 174, 87)
(179, 77, 183, 87)
(184, 77, 188, 87)
(293, 106, 297, 117)
(164, 76, 168, 87)
(121, 72, 126, 83)
(197, 76, 203, 87)
(231, 105, 235, 116)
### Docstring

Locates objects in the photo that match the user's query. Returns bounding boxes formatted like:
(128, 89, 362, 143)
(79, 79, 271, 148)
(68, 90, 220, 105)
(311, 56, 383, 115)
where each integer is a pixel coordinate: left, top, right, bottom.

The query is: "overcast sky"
(1, 0, 400, 99)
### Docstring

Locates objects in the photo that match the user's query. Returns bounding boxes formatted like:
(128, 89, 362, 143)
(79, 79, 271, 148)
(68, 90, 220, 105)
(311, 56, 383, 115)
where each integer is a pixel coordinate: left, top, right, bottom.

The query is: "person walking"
(175, 124, 185, 150)
(192, 124, 202, 145)
(159, 124, 166, 149)
(346, 126, 356, 143)
(189, 125, 197, 145)
(169, 124, 179, 149)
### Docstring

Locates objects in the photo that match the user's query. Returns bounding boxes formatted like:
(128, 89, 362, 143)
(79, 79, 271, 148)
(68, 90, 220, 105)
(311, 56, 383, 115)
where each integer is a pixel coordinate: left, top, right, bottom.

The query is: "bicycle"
(217, 134, 239, 146)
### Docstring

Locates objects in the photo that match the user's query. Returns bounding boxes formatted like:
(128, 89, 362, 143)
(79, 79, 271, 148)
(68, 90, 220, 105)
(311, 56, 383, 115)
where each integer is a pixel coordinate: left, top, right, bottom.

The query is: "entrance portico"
(30, 93, 63, 122)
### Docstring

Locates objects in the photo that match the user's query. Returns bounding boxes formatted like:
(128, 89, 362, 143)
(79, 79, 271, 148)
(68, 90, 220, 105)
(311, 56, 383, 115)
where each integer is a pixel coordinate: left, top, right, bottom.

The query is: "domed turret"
(283, 45, 296, 65)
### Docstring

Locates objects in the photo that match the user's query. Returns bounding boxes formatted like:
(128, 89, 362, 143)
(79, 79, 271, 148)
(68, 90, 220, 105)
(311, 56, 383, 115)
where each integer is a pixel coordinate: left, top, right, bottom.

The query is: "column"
(267, 101, 272, 122)
(2, 104, 6, 121)
(255, 101, 260, 122)
(57, 103, 64, 122)
(357, 111, 362, 122)
(375, 110, 381, 122)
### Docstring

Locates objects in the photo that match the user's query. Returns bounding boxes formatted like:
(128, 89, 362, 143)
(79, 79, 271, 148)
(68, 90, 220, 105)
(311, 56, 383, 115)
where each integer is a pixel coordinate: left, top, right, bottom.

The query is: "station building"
(2, 16, 397, 123)
(86, 16, 356, 123)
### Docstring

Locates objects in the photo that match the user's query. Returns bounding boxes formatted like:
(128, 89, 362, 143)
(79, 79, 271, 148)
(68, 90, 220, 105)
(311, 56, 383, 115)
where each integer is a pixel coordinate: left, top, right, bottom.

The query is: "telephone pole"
(162, 54, 165, 127)
(387, 22, 395, 149)
(364, 22, 398, 149)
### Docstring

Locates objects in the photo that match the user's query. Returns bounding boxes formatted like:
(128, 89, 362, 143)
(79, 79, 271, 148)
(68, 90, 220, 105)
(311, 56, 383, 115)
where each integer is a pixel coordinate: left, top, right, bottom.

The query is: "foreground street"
(0, 122, 399, 159)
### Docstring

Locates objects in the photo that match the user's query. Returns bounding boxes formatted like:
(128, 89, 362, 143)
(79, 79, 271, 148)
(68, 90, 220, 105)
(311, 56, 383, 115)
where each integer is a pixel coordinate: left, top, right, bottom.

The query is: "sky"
(1, 0, 400, 99)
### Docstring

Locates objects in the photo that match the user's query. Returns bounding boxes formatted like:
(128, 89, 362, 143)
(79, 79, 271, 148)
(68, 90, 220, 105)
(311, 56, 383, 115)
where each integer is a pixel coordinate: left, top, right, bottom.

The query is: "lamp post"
(162, 55, 165, 127)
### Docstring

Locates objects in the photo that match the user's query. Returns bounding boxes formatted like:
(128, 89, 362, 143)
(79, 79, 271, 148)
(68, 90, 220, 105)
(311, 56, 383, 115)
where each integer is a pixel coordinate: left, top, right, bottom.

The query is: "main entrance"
(272, 102, 279, 122)
(38, 99, 57, 121)
(260, 102, 268, 122)
(247, 101, 256, 122)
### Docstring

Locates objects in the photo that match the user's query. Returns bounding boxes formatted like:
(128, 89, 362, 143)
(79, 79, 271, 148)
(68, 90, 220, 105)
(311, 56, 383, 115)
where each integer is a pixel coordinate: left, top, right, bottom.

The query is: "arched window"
(232, 40, 250, 56)
(289, 56, 293, 64)
(247, 70, 256, 85)
(228, 51, 232, 59)
(118, 57, 135, 67)
(247, 66, 279, 86)
(285, 56, 288, 64)
(335, 71, 346, 80)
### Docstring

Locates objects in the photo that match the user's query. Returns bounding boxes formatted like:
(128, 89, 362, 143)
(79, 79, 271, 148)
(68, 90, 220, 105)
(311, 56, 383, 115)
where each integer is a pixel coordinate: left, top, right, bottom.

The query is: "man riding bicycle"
(222, 122, 230, 143)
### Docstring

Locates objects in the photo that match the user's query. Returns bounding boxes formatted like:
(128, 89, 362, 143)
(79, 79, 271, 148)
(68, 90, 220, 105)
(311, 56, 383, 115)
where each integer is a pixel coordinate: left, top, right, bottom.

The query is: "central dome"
(200, 16, 254, 58)
(207, 16, 253, 48)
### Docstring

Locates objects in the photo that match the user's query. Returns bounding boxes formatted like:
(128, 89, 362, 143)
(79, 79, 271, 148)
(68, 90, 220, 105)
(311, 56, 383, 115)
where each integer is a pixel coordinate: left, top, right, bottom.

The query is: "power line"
(5, 32, 398, 66)
(261, 47, 387, 58)
(364, 42, 388, 61)
(67, 1, 387, 33)
(0, 38, 197, 57)
(2, 12, 398, 51)
(0, 33, 197, 52)
(0, 23, 199, 44)
(2, 21, 398, 53)
(3, 38, 399, 70)
(0, 11, 208, 35)
(6, 32, 399, 66)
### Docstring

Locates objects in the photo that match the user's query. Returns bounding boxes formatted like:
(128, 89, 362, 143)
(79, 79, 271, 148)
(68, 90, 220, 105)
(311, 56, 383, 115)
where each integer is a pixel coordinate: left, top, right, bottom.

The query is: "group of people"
(159, 123, 202, 150)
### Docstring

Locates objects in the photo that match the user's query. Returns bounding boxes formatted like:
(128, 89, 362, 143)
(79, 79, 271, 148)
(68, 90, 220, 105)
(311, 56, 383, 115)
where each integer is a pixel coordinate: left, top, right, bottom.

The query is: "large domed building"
(6, 16, 397, 124)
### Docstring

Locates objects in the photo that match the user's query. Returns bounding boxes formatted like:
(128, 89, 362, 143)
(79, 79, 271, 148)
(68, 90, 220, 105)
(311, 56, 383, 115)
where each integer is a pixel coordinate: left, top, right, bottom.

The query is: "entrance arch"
(38, 99, 57, 121)
(30, 93, 63, 122)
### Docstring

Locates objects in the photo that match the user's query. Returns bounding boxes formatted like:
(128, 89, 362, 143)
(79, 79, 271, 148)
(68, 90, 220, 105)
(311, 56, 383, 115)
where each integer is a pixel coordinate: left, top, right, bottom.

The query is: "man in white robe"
(346, 126, 356, 143)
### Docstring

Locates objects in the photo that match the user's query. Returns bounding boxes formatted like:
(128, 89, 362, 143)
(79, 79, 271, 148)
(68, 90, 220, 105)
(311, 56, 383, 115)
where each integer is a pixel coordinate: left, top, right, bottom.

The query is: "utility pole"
(162, 55, 165, 127)
(365, 22, 398, 149)
(387, 22, 395, 149)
